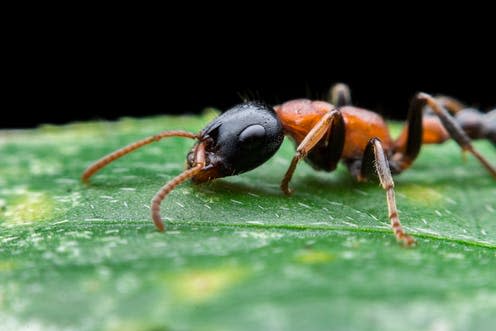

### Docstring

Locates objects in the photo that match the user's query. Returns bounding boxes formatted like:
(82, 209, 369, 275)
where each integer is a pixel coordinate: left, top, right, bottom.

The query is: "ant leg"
(419, 93, 496, 179)
(391, 95, 427, 171)
(328, 83, 351, 107)
(151, 142, 206, 231)
(393, 93, 496, 178)
(361, 138, 415, 246)
(435, 95, 465, 114)
(280, 109, 343, 195)
(82, 130, 198, 182)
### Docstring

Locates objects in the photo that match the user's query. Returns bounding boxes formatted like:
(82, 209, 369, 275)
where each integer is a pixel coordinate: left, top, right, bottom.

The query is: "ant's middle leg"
(361, 138, 415, 246)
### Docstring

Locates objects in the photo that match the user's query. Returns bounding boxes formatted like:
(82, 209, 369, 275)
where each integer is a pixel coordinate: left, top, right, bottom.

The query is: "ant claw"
(400, 235, 416, 247)
(281, 185, 294, 196)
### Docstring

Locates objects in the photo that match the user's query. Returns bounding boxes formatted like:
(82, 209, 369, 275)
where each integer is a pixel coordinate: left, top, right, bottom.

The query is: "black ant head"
(455, 108, 496, 145)
(187, 102, 284, 183)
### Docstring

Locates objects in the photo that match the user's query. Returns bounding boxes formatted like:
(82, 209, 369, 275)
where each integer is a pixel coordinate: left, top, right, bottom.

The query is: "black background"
(6, 21, 495, 129)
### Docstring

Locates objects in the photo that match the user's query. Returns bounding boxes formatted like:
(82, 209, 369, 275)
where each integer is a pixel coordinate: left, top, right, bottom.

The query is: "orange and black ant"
(82, 84, 496, 246)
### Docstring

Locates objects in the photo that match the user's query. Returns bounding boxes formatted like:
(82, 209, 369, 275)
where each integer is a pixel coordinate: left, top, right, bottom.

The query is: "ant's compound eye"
(238, 124, 266, 149)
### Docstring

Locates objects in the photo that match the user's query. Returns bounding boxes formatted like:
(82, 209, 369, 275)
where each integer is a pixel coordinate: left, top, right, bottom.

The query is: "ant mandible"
(82, 84, 496, 246)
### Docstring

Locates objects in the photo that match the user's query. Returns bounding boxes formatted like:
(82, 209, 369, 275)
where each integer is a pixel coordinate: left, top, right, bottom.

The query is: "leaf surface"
(1, 114, 495, 331)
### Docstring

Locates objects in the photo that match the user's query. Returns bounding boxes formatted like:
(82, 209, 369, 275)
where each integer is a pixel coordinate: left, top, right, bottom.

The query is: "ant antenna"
(151, 142, 206, 231)
(82, 130, 198, 182)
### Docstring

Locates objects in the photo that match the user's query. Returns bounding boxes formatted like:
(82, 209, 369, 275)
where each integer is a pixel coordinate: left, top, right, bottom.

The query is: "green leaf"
(1, 114, 495, 331)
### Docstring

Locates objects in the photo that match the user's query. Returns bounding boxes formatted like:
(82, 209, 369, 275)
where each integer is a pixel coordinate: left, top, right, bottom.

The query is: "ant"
(82, 84, 496, 246)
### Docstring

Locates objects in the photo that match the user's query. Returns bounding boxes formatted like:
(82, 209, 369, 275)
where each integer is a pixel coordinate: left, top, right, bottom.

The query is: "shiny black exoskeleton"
(187, 102, 284, 183)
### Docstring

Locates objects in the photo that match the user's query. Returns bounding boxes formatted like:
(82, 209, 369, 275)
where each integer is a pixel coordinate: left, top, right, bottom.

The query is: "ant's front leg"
(280, 109, 344, 195)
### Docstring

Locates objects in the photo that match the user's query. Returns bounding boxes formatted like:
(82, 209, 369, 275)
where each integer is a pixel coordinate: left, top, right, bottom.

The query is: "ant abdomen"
(455, 108, 496, 145)
(483, 109, 496, 145)
(455, 108, 485, 139)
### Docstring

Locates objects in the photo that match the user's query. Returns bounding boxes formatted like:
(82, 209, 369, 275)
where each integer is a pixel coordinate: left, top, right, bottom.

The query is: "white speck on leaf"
(444, 197, 456, 205)
(414, 227, 440, 236)
(442, 253, 465, 260)
(298, 202, 310, 209)
(342, 251, 355, 259)
(111, 167, 129, 173)
(55, 178, 77, 185)
(52, 220, 69, 225)
(2, 236, 18, 244)
(247, 221, 264, 225)
(120, 187, 136, 191)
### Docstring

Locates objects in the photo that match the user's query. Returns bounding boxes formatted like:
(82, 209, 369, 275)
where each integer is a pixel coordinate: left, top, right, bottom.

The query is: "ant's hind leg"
(361, 138, 415, 246)
(435, 95, 465, 114)
(419, 93, 496, 179)
(393, 93, 496, 178)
